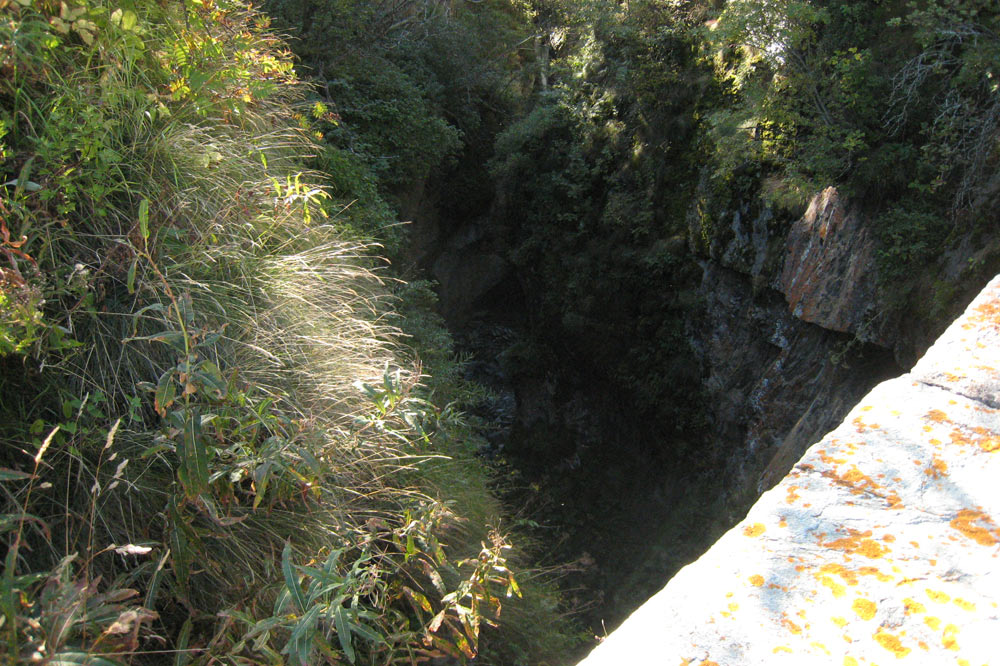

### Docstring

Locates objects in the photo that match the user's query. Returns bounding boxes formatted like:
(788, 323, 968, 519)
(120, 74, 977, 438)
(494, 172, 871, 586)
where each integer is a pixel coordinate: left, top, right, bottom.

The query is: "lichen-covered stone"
(578, 275, 1000, 665)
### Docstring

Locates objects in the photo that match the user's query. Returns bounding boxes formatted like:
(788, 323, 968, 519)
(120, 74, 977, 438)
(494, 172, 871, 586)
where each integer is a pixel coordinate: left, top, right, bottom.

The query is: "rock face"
(693, 189, 900, 515)
(779, 187, 888, 346)
(577, 275, 1000, 665)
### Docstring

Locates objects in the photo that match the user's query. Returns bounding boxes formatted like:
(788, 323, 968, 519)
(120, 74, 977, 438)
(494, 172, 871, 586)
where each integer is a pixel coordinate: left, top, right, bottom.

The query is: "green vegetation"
(0, 1, 578, 663)
(4, 0, 1000, 661)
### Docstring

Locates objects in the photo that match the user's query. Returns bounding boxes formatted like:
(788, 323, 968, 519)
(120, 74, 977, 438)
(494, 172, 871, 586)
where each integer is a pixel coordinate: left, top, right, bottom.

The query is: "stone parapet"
(578, 275, 1000, 665)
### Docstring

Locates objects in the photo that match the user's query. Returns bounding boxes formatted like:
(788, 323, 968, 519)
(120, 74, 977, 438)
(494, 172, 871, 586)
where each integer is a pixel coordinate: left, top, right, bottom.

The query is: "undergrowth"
(0, 1, 579, 663)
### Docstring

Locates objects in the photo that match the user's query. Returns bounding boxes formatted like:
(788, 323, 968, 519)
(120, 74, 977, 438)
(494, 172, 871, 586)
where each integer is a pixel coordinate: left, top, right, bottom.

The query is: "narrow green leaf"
(126, 258, 137, 294)
(173, 617, 193, 666)
(333, 605, 356, 664)
(282, 542, 307, 612)
(138, 198, 150, 239)
(0, 469, 32, 482)
(154, 370, 176, 416)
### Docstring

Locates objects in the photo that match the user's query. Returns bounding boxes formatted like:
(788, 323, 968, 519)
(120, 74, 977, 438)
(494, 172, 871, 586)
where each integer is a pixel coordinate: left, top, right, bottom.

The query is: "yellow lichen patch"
(728, 602, 739, 612)
(852, 598, 877, 620)
(903, 598, 926, 615)
(949, 508, 1000, 546)
(832, 616, 848, 627)
(743, 523, 766, 537)
(844, 657, 859, 666)
(924, 616, 941, 630)
(957, 659, 970, 666)
(873, 629, 911, 658)
(819, 529, 890, 559)
(702, 660, 720, 666)
(926, 589, 950, 603)
(947, 424, 1000, 452)
(942, 623, 960, 651)
(773, 646, 793, 654)
(749, 574, 765, 587)
(953, 597, 975, 611)
(810, 642, 830, 654)
(820, 575, 846, 598)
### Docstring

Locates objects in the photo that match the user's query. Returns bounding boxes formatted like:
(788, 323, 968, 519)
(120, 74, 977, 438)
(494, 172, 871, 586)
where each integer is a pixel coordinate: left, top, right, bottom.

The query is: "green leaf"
(0, 469, 32, 482)
(121, 9, 137, 31)
(46, 653, 120, 666)
(333, 604, 356, 664)
(154, 370, 176, 416)
(180, 414, 208, 496)
(174, 617, 193, 666)
(126, 258, 137, 294)
(282, 542, 307, 612)
(138, 198, 150, 239)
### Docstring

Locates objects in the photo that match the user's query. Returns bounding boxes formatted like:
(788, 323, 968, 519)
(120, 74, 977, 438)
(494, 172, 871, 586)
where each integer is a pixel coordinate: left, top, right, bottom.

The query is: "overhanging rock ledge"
(578, 275, 1000, 665)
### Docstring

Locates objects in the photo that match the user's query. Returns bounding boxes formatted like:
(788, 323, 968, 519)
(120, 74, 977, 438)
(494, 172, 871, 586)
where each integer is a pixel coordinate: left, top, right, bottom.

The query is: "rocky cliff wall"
(692, 188, 904, 520)
(578, 274, 1000, 665)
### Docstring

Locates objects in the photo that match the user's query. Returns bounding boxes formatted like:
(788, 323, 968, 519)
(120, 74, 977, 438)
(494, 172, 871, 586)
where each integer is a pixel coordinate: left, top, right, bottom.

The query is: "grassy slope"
(0, 1, 577, 663)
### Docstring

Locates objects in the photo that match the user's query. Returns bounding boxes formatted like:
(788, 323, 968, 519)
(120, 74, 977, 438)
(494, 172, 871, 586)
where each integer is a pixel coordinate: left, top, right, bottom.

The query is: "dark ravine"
(401, 180, 970, 639)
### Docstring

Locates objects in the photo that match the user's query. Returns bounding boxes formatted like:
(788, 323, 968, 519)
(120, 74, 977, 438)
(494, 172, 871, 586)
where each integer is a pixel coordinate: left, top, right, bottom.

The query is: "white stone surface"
(579, 276, 1000, 666)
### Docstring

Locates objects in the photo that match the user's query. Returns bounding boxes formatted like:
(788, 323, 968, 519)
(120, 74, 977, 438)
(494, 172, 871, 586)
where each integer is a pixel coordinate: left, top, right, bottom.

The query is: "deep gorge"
(4, 0, 1000, 663)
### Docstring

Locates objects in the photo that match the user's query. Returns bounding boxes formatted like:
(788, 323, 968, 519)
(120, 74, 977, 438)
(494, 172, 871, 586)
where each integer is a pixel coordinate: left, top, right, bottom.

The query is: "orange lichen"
(926, 409, 950, 423)
(779, 518, 788, 528)
(971, 298, 1000, 325)
(819, 529, 890, 559)
(782, 618, 802, 634)
(786, 485, 801, 504)
(924, 456, 949, 479)
(926, 589, 950, 603)
(749, 574, 765, 587)
(882, 534, 895, 542)
(873, 629, 911, 658)
(743, 523, 766, 537)
(948, 425, 1000, 452)
(852, 416, 881, 432)
(949, 508, 1000, 546)
(917, 640, 929, 650)
(852, 598, 877, 620)
(903, 598, 926, 615)
(820, 466, 903, 509)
